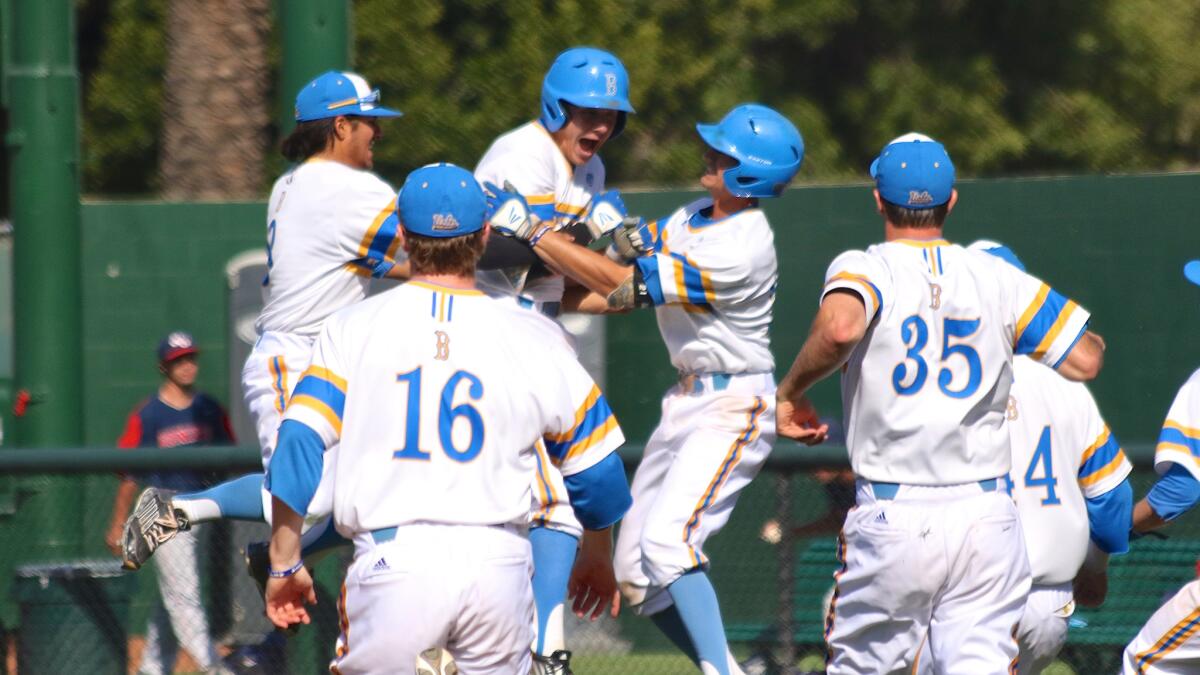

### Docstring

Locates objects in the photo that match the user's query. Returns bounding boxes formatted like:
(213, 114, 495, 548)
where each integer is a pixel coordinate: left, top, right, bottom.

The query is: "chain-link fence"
(0, 445, 1191, 674)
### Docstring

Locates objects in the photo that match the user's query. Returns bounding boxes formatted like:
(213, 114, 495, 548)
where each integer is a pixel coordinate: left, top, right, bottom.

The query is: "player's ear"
(872, 188, 885, 216)
(946, 188, 958, 215)
(480, 223, 491, 249)
(333, 115, 351, 142)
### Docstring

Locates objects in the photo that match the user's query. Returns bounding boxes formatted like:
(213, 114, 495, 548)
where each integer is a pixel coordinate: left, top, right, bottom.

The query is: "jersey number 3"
(892, 315, 982, 398)
(393, 367, 485, 462)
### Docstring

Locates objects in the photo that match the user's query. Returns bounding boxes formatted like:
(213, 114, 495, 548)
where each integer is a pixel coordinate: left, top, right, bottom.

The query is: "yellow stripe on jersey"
(1031, 300, 1079, 360)
(290, 394, 343, 435)
(826, 272, 881, 310)
(561, 416, 620, 463)
(1016, 284, 1052, 344)
(526, 194, 555, 206)
(1078, 450, 1128, 488)
(893, 238, 950, 248)
(545, 385, 602, 443)
(556, 202, 587, 217)
(301, 366, 348, 392)
(355, 198, 399, 261)
(1079, 427, 1113, 467)
(405, 280, 486, 296)
(1163, 420, 1200, 439)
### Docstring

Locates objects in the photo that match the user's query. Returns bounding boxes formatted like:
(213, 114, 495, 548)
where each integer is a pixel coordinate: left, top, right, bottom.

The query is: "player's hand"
(265, 566, 317, 630)
(584, 190, 627, 240)
(483, 181, 541, 241)
(568, 529, 621, 620)
(776, 395, 829, 445)
(105, 522, 123, 557)
(606, 217, 653, 263)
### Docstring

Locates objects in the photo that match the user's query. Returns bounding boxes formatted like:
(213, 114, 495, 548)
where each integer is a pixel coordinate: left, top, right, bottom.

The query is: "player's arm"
(1133, 463, 1200, 534)
(263, 328, 347, 628)
(1055, 330, 1105, 382)
(532, 229, 634, 298)
(382, 260, 411, 280)
(562, 280, 625, 315)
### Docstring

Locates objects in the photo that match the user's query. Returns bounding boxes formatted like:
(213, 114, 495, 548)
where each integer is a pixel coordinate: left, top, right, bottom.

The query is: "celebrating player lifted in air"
(775, 133, 1105, 674)
(473, 45, 636, 672)
(121, 71, 408, 572)
(485, 102, 804, 675)
(262, 163, 631, 674)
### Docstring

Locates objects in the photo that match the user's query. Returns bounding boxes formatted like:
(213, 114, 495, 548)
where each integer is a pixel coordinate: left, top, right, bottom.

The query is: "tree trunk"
(160, 0, 271, 200)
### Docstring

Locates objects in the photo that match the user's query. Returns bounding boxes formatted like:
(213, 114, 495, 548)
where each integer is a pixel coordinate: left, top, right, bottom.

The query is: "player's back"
(322, 280, 606, 534)
(1007, 356, 1127, 584)
(256, 160, 399, 338)
(835, 240, 1087, 485)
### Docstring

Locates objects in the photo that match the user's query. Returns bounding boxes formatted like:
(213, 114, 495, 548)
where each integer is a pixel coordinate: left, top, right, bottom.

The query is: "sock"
(649, 604, 700, 665)
(173, 473, 265, 523)
(667, 570, 731, 675)
(529, 527, 579, 655)
(299, 516, 351, 563)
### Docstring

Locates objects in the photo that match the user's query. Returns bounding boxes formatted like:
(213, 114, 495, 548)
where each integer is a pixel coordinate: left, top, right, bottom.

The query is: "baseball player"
(473, 45, 635, 672)
(261, 163, 631, 674)
(107, 332, 234, 675)
(486, 102, 804, 675)
(121, 70, 406, 570)
(775, 133, 1106, 674)
(909, 242, 1134, 675)
(1121, 259, 1200, 674)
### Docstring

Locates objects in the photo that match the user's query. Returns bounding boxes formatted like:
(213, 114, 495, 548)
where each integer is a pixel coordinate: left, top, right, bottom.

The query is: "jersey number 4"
(393, 367, 485, 462)
(1005, 426, 1061, 505)
(892, 315, 982, 398)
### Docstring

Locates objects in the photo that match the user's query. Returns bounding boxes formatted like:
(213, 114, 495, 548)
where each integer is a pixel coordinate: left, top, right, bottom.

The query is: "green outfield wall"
(72, 173, 1200, 447)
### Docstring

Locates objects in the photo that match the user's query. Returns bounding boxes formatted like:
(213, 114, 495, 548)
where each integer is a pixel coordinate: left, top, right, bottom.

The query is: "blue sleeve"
(563, 453, 632, 531)
(1086, 478, 1133, 554)
(265, 419, 326, 517)
(1146, 463, 1200, 522)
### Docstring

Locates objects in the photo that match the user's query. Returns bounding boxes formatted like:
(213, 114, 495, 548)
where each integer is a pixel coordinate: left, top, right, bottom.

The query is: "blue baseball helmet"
(398, 164, 487, 238)
(295, 71, 402, 122)
(696, 104, 804, 199)
(540, 47, 635, 138)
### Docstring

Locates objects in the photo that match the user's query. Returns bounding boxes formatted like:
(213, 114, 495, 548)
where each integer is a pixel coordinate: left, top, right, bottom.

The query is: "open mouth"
(579, 137, 600, 155)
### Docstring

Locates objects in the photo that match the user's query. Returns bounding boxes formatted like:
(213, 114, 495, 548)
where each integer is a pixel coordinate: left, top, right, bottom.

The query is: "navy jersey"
(117, 393, 234, 491)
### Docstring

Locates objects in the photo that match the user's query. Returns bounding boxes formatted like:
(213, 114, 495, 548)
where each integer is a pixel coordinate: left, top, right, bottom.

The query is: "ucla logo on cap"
(908, 190, 934, 206)
(431, 213, 460, 232)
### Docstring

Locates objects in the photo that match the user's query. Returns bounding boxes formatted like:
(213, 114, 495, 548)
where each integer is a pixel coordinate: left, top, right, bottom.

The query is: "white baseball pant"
(332, 523, 533, 675)
(1124, 578, 1200, 674)
(827, 480, 1030, 675)
(137, 528, 220, 675)
(615, 373, 775, 615)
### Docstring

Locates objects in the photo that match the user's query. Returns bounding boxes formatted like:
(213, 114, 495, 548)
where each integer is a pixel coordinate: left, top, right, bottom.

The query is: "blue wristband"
(268, 560, 305, 578)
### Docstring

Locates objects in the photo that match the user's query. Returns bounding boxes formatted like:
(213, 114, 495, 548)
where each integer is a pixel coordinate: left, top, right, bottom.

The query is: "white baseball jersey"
(281, 280, 624, 535)
(632, 198, 777, 374)
(1007, 356, 1132, 585)
(474, 121, 605, 305)
(256, 159, 403, 338)
(1154, 367, 1200, 479)
(824, 239, 1091, 485)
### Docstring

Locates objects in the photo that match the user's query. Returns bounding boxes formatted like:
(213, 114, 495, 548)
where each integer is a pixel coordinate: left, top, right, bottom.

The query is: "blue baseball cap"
(870, 132, 955, 209)
(158, 331, 198, 363)
(398, 164, 487, 238)
(969, 239, 1027, 272)
(1185, 260, 1200, 287)
(294, 71, 402, 122)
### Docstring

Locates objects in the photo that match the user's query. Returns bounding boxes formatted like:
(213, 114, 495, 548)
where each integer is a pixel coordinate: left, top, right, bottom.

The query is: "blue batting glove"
(484, 181, 539, 240)
(584, 190, 628, 239)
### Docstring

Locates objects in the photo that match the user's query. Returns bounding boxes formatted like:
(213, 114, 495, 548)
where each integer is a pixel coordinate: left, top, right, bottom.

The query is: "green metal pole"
(277, 0, 349, 136)
(6, 0, 82, 558)
(277, 3, 349, 666)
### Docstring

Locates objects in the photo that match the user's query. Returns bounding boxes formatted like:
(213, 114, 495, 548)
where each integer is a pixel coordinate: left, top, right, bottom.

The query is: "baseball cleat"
(121, 487, 189, 570)
(531, 650, 573, 675)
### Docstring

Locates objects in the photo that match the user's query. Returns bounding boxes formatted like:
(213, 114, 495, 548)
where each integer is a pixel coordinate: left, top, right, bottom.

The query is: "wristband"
(268, 560, 305, 578)
(528, 225, 553, 248)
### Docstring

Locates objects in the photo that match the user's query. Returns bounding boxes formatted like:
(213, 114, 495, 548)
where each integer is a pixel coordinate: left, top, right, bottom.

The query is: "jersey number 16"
(393, 367, 486, 463)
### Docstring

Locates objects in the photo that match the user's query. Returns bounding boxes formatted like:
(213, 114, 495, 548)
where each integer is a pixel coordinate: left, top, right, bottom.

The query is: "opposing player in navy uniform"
(106, 332, 234, 675)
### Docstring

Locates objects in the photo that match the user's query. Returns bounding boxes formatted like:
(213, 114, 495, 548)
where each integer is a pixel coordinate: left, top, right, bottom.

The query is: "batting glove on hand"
(606, 217, 653, 263)
(484, 181, 542, 241)
(584, 190, 628, 240)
